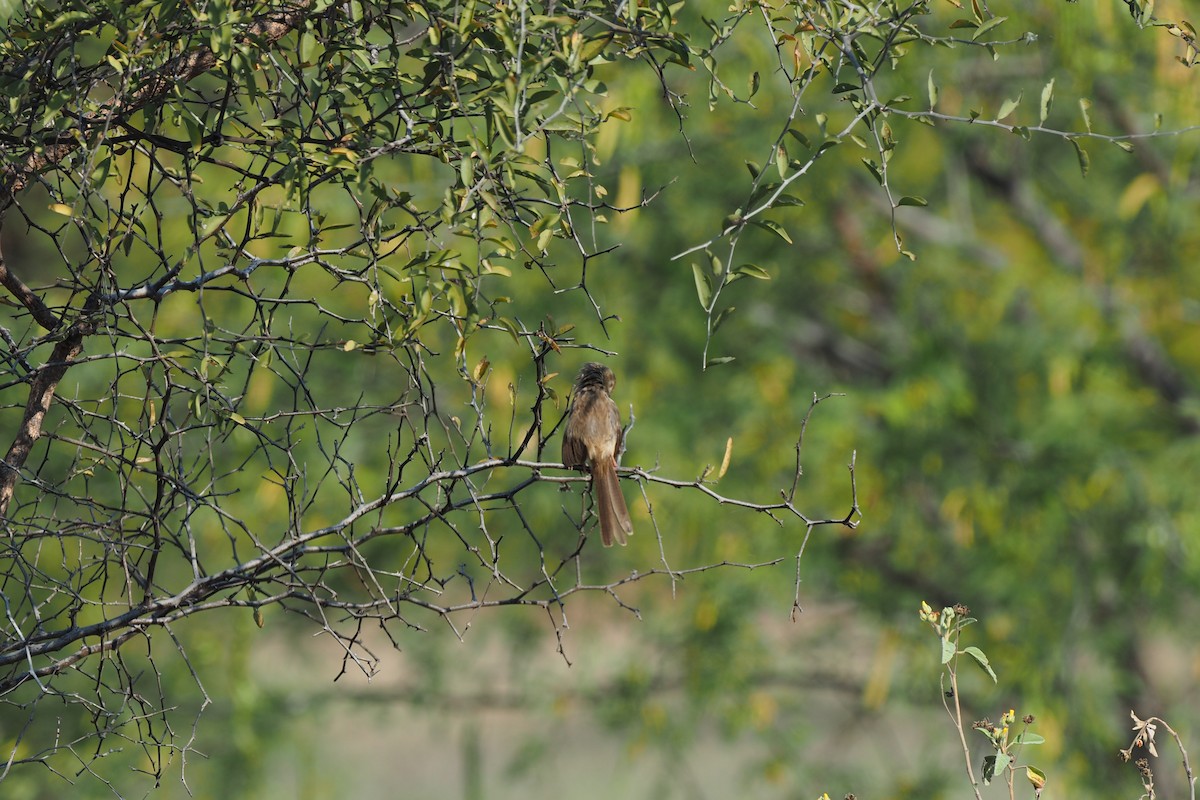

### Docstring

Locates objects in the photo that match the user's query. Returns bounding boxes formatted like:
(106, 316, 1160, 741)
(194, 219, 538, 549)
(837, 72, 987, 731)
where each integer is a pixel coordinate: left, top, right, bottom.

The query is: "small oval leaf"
(691, 262, 713, 308)
(997, 92, 1022, 120)
(751, 219, 792, 244)
(733, 263, 771, 280)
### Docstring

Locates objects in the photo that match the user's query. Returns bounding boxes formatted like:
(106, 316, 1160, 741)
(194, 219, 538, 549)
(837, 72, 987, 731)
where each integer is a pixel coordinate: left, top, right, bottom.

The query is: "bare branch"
(0, 295, 98, 516)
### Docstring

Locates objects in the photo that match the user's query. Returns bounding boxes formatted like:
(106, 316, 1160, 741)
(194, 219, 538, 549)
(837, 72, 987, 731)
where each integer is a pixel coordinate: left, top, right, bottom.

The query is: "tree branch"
(0, 295, 98, 517)
(0, 0, 314, 212)
(0, 1, 317, 514)
(0, 242, 59, 331)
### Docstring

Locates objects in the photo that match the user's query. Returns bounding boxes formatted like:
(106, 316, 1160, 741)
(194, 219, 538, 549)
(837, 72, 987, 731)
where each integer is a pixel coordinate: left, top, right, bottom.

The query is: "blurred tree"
(585, 1, 1200, 795)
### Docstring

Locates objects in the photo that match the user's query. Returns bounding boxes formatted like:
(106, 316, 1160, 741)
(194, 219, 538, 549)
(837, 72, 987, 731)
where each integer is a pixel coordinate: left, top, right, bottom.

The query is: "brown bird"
(562, 362, 634, 546)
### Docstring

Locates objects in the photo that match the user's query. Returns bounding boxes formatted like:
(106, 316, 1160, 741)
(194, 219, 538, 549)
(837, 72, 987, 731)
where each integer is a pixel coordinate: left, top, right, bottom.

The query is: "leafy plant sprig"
(920, 601, 1046, 800)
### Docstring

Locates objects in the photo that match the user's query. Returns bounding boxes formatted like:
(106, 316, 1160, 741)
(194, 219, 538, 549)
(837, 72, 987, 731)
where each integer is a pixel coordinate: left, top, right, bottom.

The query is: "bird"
(562, 362, 634, 546)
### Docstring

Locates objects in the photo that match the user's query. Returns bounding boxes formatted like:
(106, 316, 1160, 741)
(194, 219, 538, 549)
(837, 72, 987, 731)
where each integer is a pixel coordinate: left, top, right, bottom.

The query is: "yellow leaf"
(718, 437, 733, 479)
(1117, 173, 1160, 221)
(472, 356, 490, 382)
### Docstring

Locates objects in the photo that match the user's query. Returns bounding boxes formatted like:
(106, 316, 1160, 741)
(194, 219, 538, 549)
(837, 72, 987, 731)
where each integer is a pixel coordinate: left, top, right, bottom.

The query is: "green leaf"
(692, 262, 714, 308)
(861, 158, 883, 185)
(90, 156, 111, 186)
(927, 70, 938, 109)
(495, 317, 521, 343)
(458, 0, 477, 34)
(897, 195, 928, 207)
(238, 50, 259, 105)
(787, 128, 811, 149)
(1013, 733, 1046, 746)
(1039, 78, 1055, 124)
(748, 70, 760, 98)
(940, 636, 955, 665)
(712, 306, 736, 333)
(732, 263, 771, 280)
(47, 9, 92, 31)
(962, 645, 997, 682)
(578, 32, 613, 62)
(1112, 140, 1135, 153)
(982, 753, 1011, 784)
(1069, 137, 1090, 177)
(750, 219, 792, 244)
(707, 356, 736, 366)
(1079, 97, 1093, 132)
(982, 755, 997, 784)
(184, 116, 203, 152)
(996, 92, 1022, 121)
(972, 15, 1008, 40)
(708, 251, 723, 279)
(480, 261, 512, 277)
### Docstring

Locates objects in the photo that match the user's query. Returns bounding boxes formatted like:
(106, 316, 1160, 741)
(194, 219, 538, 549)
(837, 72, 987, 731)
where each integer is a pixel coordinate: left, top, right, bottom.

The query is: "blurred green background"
(4, 1, 1200, 798)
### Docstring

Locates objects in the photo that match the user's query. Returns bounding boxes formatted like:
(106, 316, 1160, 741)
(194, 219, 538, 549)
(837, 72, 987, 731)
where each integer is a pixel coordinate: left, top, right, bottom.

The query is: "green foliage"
(576, 0, 1200, 794)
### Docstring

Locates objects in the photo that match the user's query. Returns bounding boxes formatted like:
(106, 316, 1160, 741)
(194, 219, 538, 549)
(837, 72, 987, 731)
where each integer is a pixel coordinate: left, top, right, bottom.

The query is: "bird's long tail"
(593, 458, 633, 547)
